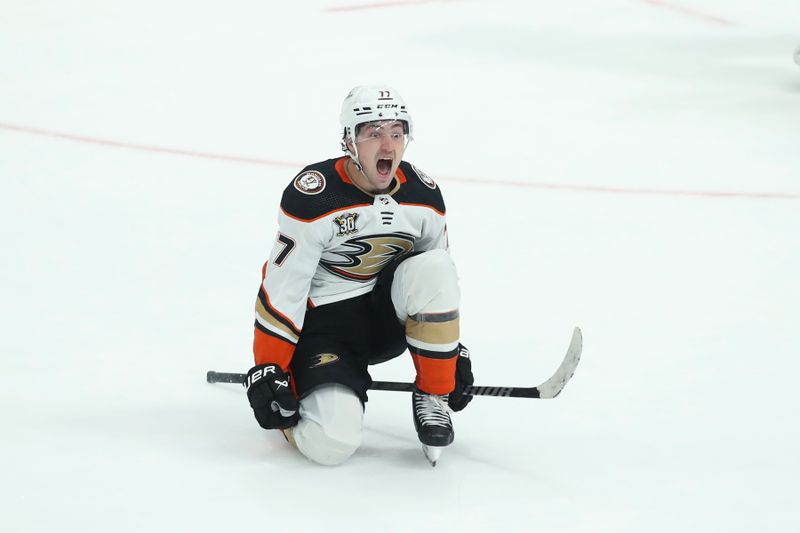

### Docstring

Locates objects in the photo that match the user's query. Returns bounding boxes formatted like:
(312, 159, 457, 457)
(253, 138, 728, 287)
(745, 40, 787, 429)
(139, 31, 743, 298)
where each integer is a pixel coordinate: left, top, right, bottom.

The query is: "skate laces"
(414, 392, 452, 427)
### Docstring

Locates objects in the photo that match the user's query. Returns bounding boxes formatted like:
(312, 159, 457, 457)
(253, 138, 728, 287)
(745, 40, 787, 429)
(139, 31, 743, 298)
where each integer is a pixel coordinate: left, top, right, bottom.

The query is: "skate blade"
(422, 445, 444, 467)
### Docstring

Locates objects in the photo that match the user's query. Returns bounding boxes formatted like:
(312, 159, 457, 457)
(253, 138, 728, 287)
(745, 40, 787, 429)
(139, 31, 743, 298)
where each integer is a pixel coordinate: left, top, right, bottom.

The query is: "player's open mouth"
(376, 158, 392, 176)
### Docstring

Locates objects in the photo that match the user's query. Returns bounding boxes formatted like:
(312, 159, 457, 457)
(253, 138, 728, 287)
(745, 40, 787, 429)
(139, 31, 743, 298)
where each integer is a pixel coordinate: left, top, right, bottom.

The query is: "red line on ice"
(638, 0, 735, 26)
(1, 121, 795, 200)
(0, 121, 298, 169)
(445, 176, 797, 199)
(325, 0, 456, 12)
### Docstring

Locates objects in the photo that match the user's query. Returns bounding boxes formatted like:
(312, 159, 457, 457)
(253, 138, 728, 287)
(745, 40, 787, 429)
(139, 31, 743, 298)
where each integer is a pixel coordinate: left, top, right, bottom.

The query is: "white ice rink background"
(1, 0, 798, 531)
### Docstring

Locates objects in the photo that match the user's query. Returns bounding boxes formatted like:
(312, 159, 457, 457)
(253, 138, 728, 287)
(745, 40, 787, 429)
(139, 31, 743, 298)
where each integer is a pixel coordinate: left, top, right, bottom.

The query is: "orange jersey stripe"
(335, 156, 352, 184)
(395, 166, 408, 184)
(253, 327, 296, 370)
(398, 202, 445, 216)
(280, 203, 372, 224)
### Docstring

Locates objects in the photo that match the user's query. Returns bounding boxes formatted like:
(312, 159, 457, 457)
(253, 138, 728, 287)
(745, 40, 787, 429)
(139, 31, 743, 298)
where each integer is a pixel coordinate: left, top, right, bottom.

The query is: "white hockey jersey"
(253, 156, 449, 368)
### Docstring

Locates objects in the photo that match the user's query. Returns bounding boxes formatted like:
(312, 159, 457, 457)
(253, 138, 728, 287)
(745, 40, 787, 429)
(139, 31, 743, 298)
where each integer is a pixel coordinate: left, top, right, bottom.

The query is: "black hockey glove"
(448, 344, 474, 412)
(245, 364, 300, 430)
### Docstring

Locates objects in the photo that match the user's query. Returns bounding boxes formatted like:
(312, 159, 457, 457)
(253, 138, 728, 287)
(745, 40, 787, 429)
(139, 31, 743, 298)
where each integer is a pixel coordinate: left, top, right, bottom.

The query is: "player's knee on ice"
(391, 249, 460, 320)
(292, 384, 364, 466)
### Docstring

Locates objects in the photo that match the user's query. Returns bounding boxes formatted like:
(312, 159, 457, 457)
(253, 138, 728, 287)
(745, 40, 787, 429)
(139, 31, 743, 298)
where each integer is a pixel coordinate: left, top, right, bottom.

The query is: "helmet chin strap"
(350, 148, 365, 174)
(342, 138, 372, 186)
(353, 157, 374, 187)
(341, 133, 412, 187)
(341, 134, 363, 172)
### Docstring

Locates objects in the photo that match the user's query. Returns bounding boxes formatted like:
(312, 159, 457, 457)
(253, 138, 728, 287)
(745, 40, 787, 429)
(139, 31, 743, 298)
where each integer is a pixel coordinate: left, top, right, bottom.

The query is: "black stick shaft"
(206, 371, 541, 398)
(206, 327, 580, 400)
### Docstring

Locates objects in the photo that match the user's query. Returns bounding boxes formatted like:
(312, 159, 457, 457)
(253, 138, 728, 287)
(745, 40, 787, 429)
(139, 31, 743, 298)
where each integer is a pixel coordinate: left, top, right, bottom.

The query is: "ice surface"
(1, 1, 798, 531)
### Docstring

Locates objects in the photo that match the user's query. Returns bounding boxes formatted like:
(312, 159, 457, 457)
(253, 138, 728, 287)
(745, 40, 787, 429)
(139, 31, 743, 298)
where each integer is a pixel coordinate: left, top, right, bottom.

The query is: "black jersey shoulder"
(394, 161, 446, 215)
(280, 158, 372, 221)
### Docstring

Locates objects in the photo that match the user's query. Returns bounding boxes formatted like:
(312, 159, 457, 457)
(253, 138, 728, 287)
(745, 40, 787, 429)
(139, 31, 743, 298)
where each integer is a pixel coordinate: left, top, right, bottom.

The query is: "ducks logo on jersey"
(320, 233, 414, 281)
(309, 353, 340, 368)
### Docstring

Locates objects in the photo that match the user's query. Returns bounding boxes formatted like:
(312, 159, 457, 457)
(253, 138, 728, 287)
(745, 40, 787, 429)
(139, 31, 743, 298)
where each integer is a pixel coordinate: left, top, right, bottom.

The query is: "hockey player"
(244, 85, 474, 466)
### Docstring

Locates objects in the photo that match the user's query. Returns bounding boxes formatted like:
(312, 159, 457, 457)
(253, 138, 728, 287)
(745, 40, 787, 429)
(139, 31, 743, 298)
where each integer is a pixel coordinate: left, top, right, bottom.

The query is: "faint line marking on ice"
(2, 121, 795, 200)
(324, 0, 459, 12)
(443, 176, 798, 200)
(637, 0, 735, 26)
(0, 121, 298, 169)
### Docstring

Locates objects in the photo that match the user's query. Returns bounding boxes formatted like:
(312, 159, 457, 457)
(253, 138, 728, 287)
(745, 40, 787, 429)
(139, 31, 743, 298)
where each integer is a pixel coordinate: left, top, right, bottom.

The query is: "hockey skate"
(412, 389, 454, 466)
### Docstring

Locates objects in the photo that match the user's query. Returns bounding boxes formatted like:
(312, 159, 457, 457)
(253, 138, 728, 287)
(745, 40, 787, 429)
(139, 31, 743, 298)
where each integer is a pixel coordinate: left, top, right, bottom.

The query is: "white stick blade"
(536, 327, 583, 399)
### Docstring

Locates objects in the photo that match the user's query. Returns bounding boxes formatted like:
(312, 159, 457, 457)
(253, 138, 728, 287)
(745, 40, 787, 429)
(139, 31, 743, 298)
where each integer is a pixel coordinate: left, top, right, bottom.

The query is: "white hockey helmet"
(339, 85, 413, 159)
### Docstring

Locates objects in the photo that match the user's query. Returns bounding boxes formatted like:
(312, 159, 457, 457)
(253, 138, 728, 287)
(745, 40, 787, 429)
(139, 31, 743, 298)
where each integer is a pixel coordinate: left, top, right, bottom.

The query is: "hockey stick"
(207, 327, 582, 399)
